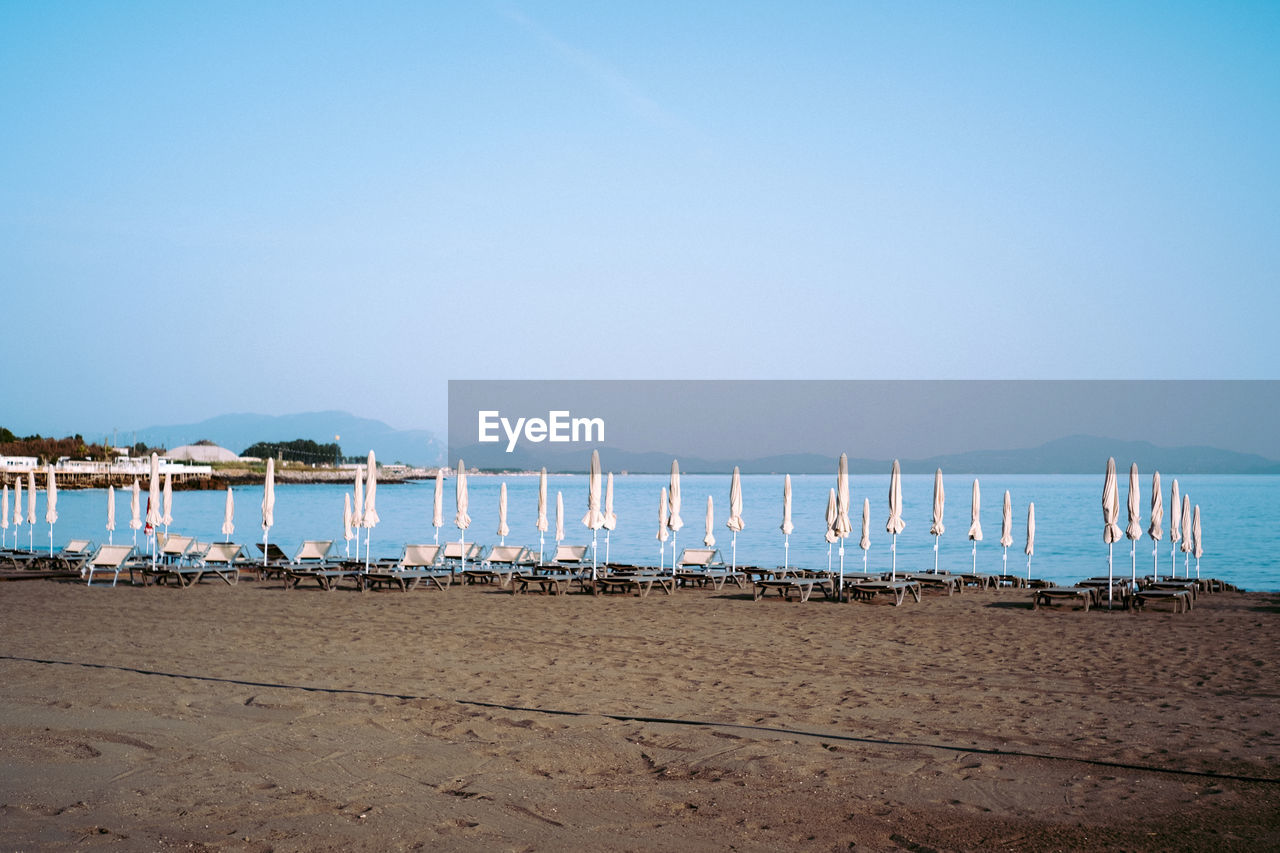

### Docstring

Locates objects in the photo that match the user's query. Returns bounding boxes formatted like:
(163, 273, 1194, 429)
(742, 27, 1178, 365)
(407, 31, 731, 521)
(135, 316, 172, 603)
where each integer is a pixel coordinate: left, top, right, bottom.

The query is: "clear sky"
(2, 1, 1277, 439)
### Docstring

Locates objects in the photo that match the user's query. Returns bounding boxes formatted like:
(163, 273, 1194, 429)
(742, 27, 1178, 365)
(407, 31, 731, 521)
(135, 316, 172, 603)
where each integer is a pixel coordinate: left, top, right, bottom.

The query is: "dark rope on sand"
(4, 653, 1278, 786)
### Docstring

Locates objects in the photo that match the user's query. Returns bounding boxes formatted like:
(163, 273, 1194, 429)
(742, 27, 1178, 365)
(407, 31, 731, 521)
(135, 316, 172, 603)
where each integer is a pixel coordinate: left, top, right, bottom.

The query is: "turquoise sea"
(7, 474, 1276, 592)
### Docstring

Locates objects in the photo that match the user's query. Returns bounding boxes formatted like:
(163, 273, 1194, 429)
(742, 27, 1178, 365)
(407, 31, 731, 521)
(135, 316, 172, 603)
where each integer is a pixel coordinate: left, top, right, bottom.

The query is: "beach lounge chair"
(463, 545, 534, 586)
(157, 534, 196, 565)
(1030, 587, 1094, 611)
(511, 567, 583, 595)
(674, 548, 745, 590)
(145, 541, 243, 588)
(198, 542, 252, 584)
(363, 544, 452, 592)
(441, 541, 485, 571)
(753, 572, 834, 603)
(905, 573, 963, 596)
(282, 540, 358, 591)
(1132, 587, 1193, 613)
(82, 544, 140, 587)
(254, 542, 292, 580)
(846, 579, 922, 606)
(591, 571, 677, 597)
(49, 539, 95, 571)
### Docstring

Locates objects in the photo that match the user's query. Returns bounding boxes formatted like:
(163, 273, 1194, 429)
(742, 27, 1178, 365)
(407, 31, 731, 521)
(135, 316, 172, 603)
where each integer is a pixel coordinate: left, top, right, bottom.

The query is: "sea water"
(9, 474, 1277, 592)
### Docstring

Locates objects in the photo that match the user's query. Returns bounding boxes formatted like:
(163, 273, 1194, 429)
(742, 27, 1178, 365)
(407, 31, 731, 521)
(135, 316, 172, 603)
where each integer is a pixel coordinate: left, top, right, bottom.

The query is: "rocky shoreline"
(0, 468, 424, 491)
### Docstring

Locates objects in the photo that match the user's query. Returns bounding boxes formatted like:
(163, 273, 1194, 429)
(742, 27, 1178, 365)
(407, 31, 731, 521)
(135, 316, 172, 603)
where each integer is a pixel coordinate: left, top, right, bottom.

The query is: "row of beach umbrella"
(4, 454, 1204, 590)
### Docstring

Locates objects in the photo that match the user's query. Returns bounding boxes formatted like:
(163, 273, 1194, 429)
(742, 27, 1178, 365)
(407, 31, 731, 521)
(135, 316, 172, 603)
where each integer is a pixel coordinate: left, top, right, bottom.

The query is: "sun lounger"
(157, 534, 196, 564)
(146, 541, 245, 588)
(282, 540, 361, 591)
(1030, 587, 1094, 611)
(362, 544, 452, 592)
(905, 573, 963, 596)
(674, 548, 746, 590)
(197, 542, 251, 584)
(753, 575, 834, 602)
(1132, 588, 1193, 613)
(441, 541, 485, 571)
(463, 545, 534, 586)
(48, 538, 94, 571)
(511, 571, 582, 595)
(255, 542, 293, 579)
(1146, 579, 1198, 602)
(591, 573, 676, 597)
(847, 579, 921, 606)
(82, 544, 140, 587)
(952, 572, 1000, 592)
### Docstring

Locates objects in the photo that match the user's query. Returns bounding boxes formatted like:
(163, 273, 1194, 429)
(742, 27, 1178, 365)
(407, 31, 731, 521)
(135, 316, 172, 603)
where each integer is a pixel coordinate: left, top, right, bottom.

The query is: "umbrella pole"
(972, 541, 977, 575)
(605, 531, 611, 566)
(659, 540, 663, 572)
(365, 530, 371, 572)
(1153, 544, 1158, 583)
(1003, 546, 1007, 576)
(262, 530, 268, 569)
(827, 543, 831, 572)
(891, 534, 897, 582)
(731, 532, 737, 571)
(1108, 543, 1114, 610)
(49, 524, 53, 558)
(592, 530, 598, 581)
(460, 532, 466, 573)
(539, 532, 544, 566)
(434, 526, 439, 545)
(839, 544, 845, 602)
(1027, 554, 1031, 583)
(1195, 557, 1200, 579)
(783, 534, 789, 575)
(1130, 541, 1136, 590)
(933, 536, 939, 573)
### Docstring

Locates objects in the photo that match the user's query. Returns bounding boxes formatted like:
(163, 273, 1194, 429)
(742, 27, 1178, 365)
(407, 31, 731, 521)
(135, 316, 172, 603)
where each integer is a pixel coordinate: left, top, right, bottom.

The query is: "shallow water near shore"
(7, 473, 1276, 591)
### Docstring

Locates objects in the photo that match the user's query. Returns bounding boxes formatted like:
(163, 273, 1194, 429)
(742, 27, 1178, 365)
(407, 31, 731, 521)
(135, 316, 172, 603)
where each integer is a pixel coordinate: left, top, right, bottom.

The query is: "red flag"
(144, 496, 153, 534)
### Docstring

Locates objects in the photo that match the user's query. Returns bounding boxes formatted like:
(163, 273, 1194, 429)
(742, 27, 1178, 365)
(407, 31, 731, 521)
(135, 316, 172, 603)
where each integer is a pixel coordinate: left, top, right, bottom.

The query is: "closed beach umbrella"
(726, 466, 744, 570)
(12, 477, 21, 546)
(497, 482, 510, 545)
(363, 451, 380, 569)
(1192, 505, 1203, 577)
(703, 495, 716, 548)
(536, 467, 548, 564)
(1, 484, 8, 549)
(1149, 471, 1164, 581)
(1182, 489, 1192, 573)
(835, 453, 852, 591)
(1169, 479, 1181, 577)
(860, 498, 871, 574)
(106, 485, 116, 545)
(455, 459, 471, 569)
(1102, 458, 1121, 608)
(363, 451, 379, 528)
(886, 460, 904, 581)
(555, 491, 564, 543)
(432, 470, 444, 544)
(45, 466, 57, 557)
(352, 466, 365, 560)
(261, 457, 275, 567)
(1000, 490, 1013, 576)
(603, 472, 617, 565)
(667, 460, 683, 570)
(129, 479, 141, 546)
(781, 474, 794, 572)
(146, 454, 161, 565)
(582, 450, 604, 577)
(26, 470, 35, 551)
(967, 479, 983, 575)
(162, 471, 173, 532)
(824, 488, 838, 573)
(343, 492, 354, 557)
(1025, 502, 1036, 581)
(222, 486, 234, 542)
(658, 486, 670, 569)
(1125, 463, 1142, 587)
(930, 468, 945, 573)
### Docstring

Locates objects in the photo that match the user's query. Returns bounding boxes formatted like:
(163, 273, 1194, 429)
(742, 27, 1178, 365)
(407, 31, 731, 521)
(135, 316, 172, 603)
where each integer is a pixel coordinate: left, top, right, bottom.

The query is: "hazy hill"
(453, 435, 1280, 475)
(130, 411, 445, 466)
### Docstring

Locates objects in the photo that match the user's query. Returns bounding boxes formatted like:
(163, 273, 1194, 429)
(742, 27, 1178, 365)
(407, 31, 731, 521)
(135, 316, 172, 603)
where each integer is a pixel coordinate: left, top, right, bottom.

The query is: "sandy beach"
(1, 578, 1277, 851)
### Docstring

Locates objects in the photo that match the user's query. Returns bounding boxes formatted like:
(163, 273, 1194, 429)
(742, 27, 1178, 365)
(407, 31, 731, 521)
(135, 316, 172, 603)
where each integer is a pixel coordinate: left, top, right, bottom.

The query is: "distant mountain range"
(117, 410, 1280, 474)
(455, 434, 1280, 475)
(128, 411, 446, 466)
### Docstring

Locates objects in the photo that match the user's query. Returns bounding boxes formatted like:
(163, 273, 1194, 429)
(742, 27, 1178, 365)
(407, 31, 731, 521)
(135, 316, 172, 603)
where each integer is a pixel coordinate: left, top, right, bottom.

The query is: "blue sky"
(2, 2, 1277, 439)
